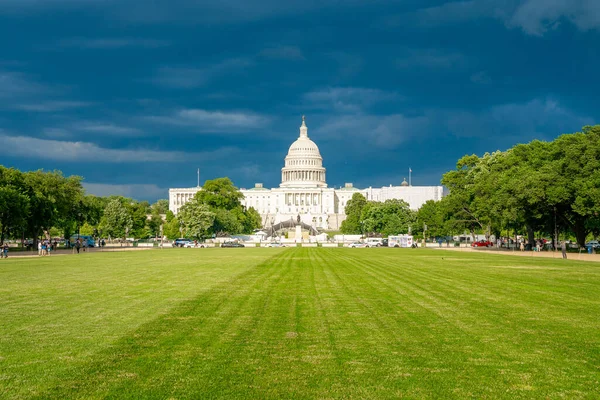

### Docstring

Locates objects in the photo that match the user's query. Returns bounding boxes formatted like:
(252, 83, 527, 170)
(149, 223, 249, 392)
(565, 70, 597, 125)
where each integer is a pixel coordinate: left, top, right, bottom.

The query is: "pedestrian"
(561, 241, 567, 259)
(75, 239, 80, 254)
(38, 241, 42, 256)
(3, 243, 8, 258)
(520, 242, 524, 251)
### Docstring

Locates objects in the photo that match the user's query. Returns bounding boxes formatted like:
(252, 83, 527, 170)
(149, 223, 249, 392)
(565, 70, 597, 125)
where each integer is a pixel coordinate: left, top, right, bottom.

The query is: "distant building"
(169, 117, 444, 230)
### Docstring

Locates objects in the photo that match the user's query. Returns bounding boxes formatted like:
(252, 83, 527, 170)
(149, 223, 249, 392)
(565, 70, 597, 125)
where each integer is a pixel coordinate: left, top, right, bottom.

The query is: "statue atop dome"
(299, 115, 308, 137)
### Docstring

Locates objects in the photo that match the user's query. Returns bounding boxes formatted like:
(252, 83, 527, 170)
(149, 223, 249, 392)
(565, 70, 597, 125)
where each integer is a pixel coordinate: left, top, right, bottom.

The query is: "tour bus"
(70, 234, 96, 248)
(388, 235, 414, 248)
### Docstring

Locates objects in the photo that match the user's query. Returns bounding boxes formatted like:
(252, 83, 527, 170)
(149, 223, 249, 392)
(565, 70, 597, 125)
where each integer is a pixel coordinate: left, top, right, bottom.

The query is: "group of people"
(0, 243, 9, 258)
(38, 240, 58, 256)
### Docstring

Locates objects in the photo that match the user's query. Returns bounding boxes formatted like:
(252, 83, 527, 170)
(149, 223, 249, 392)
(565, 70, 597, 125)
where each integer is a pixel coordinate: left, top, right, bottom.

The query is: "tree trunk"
(526, 224, 535, 249)
(573, 217, 588, 248)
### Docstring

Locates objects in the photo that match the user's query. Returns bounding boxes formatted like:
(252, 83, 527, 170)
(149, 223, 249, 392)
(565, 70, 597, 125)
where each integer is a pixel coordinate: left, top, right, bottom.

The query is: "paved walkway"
(434, 245, 600, 262)
(2, 246, 152, 258)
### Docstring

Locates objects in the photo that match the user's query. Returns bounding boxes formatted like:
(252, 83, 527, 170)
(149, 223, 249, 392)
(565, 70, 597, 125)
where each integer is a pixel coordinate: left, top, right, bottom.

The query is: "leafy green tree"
(416, 200, 446, 238)
(340, 193, 368, 234)
(151, 199, 170, 214)
(240, 207, 262, 234)
(147, 212, 163, 239)
(23, 170, 84, 242)
(362, 199, 415, 237)
(0, 167, 29, 244)
(196, 178, 243, 210)
(163, 216, 181, 239)
(79, 222, 95, 236)
(102, 199, 133, 240)
(178, 197, 215, 240)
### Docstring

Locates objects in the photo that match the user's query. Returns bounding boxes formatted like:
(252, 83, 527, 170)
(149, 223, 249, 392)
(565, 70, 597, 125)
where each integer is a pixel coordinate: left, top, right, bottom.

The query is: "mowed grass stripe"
(1, 248, 599, 399)
(314, 249, 600, 397)
(0, 249, 282, 399)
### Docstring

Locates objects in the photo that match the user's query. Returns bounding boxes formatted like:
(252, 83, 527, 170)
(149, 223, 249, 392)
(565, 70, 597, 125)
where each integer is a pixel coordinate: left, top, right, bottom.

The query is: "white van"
(365, 238, 384, 247)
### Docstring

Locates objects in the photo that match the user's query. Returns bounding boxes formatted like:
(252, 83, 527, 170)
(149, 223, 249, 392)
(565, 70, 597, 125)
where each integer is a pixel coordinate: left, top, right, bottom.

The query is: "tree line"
(418, 125, 600, 246)
(340, 125, 600, 246)
(0, 168, 260, 245)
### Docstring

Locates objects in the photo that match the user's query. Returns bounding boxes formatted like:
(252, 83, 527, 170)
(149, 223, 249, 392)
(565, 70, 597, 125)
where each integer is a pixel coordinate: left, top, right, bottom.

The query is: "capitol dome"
(280, 116, 327, 188)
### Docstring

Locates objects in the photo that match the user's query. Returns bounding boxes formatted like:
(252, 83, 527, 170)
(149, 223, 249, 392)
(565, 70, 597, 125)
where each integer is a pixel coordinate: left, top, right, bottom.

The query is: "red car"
(472, 240, 493, 247)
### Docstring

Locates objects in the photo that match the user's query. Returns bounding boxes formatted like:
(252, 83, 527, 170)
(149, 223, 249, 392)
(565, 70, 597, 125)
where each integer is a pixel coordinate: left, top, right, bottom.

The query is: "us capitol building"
(169, 117, 444, 230)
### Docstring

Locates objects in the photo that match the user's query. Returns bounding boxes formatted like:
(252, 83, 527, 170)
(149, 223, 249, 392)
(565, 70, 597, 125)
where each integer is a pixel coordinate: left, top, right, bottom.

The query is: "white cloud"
(0, 134, 237, 163)
(57, 37, 169, 49)
(15, 100, 92, 112)
(146, 108, 270, 132)
(304, 87, 399, 113)
(386, 0, 600, 36)
(83, 182, 167, 199)
(510, 0, 600, 36)
(152, 58, 254, 89)
(75, 122, 141, 135)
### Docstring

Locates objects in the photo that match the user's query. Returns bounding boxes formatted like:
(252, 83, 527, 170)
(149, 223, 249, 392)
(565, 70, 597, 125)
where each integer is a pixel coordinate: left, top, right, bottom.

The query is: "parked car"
(173, 238, 193, 248)
(472, 240, 493, 248)
(184, 241, 205, 248)
(347, 242, 368, 248)
(365, 238, 384, 247)
(221, 242, 245, 248)
(267, 242, 285, 247)
(585, 240, 600, 249)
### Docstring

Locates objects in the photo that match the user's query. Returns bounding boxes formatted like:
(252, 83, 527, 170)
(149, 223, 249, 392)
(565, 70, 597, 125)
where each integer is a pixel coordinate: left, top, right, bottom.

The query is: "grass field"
(1, 248, 599, 399)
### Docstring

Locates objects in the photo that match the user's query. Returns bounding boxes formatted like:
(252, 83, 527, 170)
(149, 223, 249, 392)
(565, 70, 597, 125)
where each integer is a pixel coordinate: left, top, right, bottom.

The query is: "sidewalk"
(434, 246, 600, 262)
(3, 246, 153, 258)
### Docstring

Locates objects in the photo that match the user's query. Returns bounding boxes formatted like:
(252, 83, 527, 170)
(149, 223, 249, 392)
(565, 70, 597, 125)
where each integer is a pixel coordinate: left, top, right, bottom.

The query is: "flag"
(409, 168, 412, 173)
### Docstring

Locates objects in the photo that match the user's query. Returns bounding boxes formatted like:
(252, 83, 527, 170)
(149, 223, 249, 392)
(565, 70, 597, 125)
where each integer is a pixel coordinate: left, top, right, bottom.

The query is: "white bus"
(388, 235, 414, 248)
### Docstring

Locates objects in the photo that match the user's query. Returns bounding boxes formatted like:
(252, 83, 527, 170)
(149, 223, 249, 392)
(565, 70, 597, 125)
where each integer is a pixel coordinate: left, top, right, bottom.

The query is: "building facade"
(169, 117, 444, 230)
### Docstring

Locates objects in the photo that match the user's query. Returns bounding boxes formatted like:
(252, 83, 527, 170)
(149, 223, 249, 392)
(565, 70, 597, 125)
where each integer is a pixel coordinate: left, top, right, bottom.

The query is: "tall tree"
(178, 197, 215, 240)
(361, 199, 415, 237)
(101, 199, 133, 240)
(151, 199, 170, 214)
(340, 193, 368, 234)
(196, 178, 243, 210)
(0, 167, 29, 244)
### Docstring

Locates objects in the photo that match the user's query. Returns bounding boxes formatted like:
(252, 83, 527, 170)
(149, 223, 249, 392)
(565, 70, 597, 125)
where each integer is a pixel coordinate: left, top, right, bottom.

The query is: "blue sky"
(1, 0, 598, 201)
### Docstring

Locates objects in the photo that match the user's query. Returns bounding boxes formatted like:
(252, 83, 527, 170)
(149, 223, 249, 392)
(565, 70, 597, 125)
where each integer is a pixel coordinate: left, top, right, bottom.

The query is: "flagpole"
(197, 168, 200, 187)
(409, 168, 412, 186)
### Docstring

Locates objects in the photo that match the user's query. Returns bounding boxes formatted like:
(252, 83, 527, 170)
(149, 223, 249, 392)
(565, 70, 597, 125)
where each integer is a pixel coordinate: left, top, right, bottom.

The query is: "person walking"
(3, 243, 8, 258)
(75, 239, 81, 254)
(38, 241, 42, 256)
(520, 241, 525, 251)
(561, 241, 567, 259)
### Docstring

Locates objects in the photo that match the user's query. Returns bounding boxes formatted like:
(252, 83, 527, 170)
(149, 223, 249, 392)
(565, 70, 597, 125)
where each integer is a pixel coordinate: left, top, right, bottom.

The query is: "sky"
(1, 0, 598, 201)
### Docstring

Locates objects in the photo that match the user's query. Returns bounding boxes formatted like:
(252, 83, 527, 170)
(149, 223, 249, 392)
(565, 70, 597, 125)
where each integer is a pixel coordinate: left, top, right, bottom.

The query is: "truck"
(388, 235, 414, 248)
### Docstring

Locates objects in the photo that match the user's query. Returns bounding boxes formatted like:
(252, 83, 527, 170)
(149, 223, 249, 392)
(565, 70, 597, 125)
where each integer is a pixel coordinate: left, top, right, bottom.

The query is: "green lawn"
(1, 248, 599, 399)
